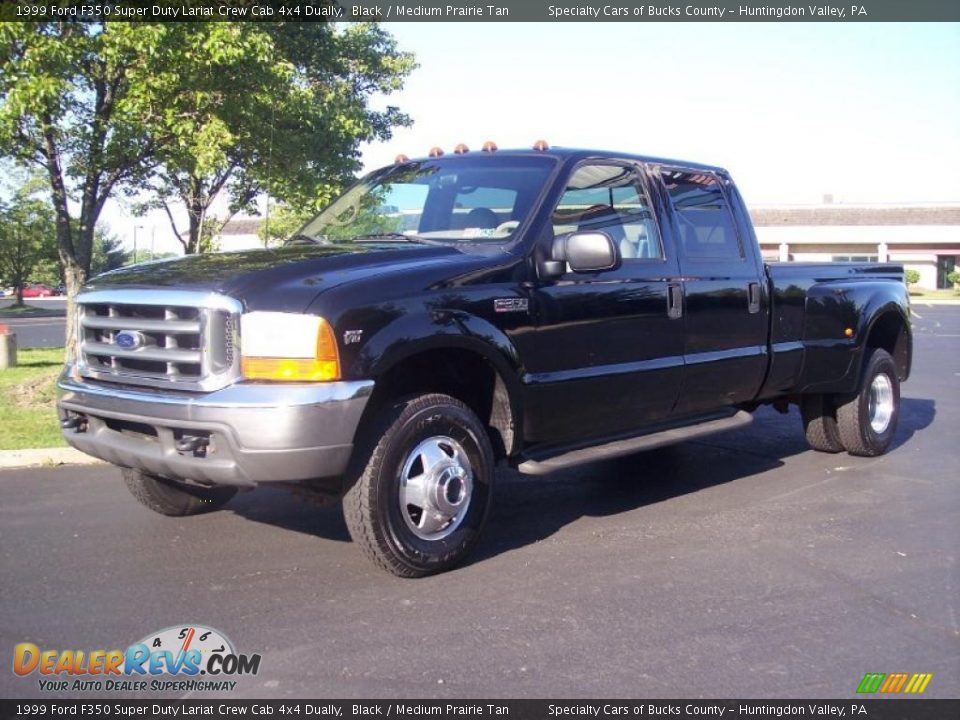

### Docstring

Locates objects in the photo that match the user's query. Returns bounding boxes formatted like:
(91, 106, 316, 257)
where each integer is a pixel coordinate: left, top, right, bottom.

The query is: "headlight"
(240, 312, 340, 382)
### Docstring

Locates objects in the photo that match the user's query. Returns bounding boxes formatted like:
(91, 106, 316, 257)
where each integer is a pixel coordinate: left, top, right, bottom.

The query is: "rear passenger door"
(655, 167, 769, 416)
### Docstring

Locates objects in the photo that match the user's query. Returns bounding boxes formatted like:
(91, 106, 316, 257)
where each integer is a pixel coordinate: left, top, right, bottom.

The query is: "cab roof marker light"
(394, 154, 409, 164)
(429, 146, 444, 158)
(533, 139, 550, 151)
(482, 141, 498, 153)
(454, 143, 470, 155)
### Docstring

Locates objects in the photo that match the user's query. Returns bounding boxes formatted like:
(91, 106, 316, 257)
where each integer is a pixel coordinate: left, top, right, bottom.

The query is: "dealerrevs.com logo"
(13, 624, 261, 693)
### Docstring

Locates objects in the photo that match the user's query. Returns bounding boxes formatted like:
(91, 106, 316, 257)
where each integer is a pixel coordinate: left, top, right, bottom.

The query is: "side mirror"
(547, 231, 621, 275)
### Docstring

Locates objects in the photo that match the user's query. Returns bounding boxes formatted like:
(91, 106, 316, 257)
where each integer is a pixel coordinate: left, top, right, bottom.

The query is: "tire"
(122, 468, 237, 516)
(800, 393, 844, 453)
(836, 348, 900, 457)
(343, 393, 495, 578)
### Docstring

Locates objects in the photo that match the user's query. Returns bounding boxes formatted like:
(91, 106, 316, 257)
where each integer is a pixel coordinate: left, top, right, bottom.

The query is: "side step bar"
(517, 410, 753, 475)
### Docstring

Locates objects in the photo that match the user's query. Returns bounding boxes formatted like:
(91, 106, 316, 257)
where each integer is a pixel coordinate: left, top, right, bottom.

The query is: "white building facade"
(751, 204, 960, 290)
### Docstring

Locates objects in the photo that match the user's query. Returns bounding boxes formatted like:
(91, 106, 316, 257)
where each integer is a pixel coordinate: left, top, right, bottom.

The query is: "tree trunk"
(62, 259, 86, 361)
(42, 133, 85, 362)
(187, 209, 202, 255)
(59, 253, 86, 361)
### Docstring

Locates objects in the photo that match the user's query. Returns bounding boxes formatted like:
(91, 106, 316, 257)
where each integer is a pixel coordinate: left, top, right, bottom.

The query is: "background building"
(215, 219, 263, 253)
(751, 202, 960, 290)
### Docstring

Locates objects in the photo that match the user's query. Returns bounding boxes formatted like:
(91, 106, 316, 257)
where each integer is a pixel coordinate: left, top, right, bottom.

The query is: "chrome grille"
(75, 290, 241, 392)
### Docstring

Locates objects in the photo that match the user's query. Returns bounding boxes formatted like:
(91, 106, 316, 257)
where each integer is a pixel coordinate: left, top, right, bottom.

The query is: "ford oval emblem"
(115, 330, 146, 350)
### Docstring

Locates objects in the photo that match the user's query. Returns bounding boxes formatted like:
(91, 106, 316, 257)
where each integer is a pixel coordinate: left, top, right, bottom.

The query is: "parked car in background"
(21, 284, 56, 298)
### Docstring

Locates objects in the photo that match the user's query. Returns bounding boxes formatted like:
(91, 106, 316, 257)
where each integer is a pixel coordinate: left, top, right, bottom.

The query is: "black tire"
(800, 393, 844, 453)
(343, 393, 495, 578)
(122, 468, 237, 516)
(836, 348, 900, 457)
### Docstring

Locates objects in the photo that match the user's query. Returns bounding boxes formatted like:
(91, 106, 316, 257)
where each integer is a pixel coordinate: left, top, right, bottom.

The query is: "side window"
(661, 170, 743, 260)
(552, 164, 663, 260)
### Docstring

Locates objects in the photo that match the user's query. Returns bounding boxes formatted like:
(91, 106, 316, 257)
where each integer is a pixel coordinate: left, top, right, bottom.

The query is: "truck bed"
(760, 262, 909, 399)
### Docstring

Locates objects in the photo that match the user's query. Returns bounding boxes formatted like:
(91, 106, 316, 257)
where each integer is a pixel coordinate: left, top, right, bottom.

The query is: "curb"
(909, 297, 960, 305)
(0, 447, 105, 470)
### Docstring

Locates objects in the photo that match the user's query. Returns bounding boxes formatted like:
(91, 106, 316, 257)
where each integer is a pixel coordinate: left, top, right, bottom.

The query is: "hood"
(84, 244, 469, 313)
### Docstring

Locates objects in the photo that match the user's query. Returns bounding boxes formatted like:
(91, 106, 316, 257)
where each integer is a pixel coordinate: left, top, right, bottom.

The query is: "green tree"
(905, 269, 920, 286)
(258, 202, 312, 247)
(90, 229, 130, 276)
(0, 22, 414, 355)
(0, 23, 185, 351)
(142, 23, 415, 255)
(0, 185, 57, 307)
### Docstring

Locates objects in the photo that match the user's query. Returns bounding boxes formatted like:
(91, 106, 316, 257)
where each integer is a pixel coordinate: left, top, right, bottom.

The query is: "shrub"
(905, 269, 921, 286)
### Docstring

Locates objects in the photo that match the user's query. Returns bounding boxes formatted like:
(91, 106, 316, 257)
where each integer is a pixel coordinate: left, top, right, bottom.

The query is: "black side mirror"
(546, 231, 621, 275)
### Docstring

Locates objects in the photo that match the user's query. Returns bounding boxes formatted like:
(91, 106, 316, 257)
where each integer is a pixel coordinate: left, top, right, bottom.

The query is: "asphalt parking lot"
(0, 298, 67, 348)
(1, 305, 958, 700)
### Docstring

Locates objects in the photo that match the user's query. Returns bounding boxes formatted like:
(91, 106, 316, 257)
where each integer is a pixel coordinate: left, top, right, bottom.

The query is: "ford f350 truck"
(59, 144, 912, 576)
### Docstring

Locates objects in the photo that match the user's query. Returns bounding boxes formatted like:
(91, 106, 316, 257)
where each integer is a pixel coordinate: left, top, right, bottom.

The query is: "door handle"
(667, 284, 683, 319)
(748, 282, 761, 314)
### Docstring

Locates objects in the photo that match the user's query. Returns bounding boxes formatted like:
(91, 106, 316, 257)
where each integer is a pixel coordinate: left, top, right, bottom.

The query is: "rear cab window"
(660, 169, 743, 261)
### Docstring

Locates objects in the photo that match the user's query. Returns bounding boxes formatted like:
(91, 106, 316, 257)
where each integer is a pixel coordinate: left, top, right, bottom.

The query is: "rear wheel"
(343, 393, 494, 577)
(836, 348, 900, 457)
(800, 393, 844, 453)
(122, 468, 237, 516)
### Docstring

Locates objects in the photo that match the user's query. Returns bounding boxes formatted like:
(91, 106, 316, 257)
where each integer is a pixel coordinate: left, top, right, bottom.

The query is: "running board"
(517, 410, 753, 475)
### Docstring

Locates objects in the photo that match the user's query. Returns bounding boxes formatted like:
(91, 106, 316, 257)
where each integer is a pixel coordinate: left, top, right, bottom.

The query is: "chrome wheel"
(399, 436, 474, 541)
(868, 373, 894, 434)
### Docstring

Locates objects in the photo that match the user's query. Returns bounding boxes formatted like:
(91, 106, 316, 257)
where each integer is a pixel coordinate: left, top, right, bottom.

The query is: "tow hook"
(61, 414, 87, 433)
(175, 435, 210, 457)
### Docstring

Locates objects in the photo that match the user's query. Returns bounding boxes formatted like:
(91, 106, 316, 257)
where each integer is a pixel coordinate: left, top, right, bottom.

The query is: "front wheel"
(343, 393, 495, 577)
(836, 348, 900, 457)
(122, 468, 237, 516)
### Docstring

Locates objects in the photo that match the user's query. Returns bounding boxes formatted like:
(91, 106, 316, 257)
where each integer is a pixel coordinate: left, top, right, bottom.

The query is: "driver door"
(521, 162, 685, 447)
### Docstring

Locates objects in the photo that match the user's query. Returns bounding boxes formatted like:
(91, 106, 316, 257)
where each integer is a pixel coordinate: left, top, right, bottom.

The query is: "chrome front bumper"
(57, 373, 374, 487)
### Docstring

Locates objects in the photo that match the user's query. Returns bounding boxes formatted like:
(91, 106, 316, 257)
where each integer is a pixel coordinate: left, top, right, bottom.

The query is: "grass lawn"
(909, 288, 960, 300)
(0, 347, 66, 450)
(0, 303, 65, 318)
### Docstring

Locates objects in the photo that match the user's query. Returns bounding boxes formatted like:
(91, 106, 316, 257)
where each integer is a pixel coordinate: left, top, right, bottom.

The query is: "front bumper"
(57, 373, 374, 487)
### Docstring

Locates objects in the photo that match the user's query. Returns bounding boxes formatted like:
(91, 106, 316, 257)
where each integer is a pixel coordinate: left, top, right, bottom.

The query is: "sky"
(101, 21, 960, 255)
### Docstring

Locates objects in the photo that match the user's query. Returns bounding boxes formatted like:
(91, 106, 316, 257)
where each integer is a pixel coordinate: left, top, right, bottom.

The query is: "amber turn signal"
(241, 357, 339, 382)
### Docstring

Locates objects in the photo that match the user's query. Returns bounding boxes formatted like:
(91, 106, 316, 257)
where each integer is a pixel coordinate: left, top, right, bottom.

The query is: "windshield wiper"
(350, 233, 438, 245)
(284, 234, 321, 246)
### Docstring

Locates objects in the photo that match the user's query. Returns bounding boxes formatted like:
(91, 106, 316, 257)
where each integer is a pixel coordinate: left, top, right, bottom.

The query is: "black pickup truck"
(59, 145, 912, 576)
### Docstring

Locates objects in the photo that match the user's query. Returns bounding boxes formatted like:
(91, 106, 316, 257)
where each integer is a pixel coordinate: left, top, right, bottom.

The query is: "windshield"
(295, 155, 556, 245)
